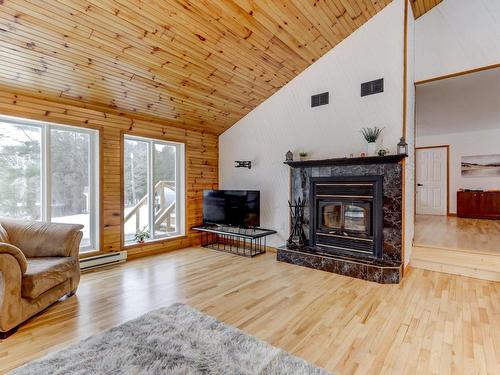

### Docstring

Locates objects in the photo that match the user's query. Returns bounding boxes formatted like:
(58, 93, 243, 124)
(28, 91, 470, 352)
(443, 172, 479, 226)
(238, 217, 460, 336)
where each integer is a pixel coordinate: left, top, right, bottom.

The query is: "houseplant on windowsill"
(134, 227, 150, 244)
(361, 126, 384, 156)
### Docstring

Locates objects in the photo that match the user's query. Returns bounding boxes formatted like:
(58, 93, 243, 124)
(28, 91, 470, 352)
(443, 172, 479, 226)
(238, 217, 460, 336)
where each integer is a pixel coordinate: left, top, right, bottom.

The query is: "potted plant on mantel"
(134, 227, 150, 244)
(299, 152, 308, 161)
(361, 127, 384, 156)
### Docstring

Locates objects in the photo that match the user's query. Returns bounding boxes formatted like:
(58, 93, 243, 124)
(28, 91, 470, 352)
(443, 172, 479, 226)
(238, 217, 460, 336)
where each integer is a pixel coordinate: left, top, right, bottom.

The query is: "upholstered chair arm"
(0, 252, 23, 332)
(0, 218, 83, 258)
(0, 242, 27, 274)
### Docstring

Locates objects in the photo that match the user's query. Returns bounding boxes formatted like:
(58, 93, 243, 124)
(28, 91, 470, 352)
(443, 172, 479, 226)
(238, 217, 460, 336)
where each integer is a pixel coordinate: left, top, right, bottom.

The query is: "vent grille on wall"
(311, 92, 329, 107)
(361, 79, 384, 97)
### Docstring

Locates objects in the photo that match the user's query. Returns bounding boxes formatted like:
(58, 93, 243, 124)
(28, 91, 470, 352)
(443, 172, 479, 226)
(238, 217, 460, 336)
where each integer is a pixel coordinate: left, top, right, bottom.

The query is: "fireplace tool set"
(287, 197, 308, 249)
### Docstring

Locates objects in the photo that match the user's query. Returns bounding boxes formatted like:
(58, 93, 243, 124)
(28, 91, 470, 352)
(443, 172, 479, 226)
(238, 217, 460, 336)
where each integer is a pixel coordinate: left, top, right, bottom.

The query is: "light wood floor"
(415, 215, 500, 254)
(1, 248, 499, 374)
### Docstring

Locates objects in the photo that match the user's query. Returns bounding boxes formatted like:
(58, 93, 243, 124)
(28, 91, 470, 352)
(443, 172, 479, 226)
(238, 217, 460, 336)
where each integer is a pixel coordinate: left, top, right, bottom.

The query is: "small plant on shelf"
(361, 126, 384, 143)
(134, 227, 150, 244)
(361, 126, 384, 156)
(299, 152, 308, 161)
(378, 148, 389, 157)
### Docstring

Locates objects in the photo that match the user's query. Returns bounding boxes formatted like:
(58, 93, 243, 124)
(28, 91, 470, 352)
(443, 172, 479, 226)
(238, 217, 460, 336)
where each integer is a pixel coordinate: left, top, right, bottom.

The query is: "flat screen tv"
(203, 190, 260, 227)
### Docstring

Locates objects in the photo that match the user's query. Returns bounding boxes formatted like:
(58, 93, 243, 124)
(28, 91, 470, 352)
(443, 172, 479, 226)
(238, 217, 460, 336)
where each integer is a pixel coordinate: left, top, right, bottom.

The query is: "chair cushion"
(22, 257, 78, 299)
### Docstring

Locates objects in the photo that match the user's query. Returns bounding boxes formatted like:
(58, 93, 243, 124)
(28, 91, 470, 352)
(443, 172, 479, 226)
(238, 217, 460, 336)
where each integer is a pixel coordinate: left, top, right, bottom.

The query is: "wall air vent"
(311, 92, 329, 107)
(361, 78, 384, 97)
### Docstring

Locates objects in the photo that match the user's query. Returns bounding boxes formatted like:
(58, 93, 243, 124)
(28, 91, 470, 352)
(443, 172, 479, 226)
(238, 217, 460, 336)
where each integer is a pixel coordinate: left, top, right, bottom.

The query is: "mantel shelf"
(284, 154, 407, 168)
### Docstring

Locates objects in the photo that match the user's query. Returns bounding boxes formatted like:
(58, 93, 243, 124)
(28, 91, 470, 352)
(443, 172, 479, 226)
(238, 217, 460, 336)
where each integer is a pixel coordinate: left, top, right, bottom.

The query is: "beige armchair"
(0, 217, 83, 339)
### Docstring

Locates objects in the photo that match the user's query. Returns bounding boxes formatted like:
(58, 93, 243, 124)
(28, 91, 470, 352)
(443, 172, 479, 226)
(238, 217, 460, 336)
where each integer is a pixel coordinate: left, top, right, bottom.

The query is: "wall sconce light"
(235, 161, 252, 169)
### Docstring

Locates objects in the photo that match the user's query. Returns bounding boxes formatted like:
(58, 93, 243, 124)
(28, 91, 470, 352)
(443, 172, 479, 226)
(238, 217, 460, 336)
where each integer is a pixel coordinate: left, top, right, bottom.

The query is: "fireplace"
(311, 176, 383, 259)
(278, 154, 406, 284)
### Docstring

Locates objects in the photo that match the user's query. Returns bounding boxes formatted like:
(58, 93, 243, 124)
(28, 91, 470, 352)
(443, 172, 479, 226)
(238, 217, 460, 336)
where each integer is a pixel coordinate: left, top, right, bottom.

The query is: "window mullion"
(149, 141, 154, 240)
(175, 145, 180, 235)
(42, 124, 51, 222)
(89, 135, 97, 251)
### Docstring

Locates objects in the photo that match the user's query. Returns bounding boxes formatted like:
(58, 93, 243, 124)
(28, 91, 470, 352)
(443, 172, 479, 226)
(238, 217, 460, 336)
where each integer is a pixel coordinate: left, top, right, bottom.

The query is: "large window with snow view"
(123, 134, 185, 245)
(0, 116, 100, 252)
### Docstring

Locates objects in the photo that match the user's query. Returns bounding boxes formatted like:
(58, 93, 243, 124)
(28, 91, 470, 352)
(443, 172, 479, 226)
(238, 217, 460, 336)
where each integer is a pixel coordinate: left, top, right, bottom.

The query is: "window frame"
(0, 115, 101, 253)
(122, 133, 185, 247)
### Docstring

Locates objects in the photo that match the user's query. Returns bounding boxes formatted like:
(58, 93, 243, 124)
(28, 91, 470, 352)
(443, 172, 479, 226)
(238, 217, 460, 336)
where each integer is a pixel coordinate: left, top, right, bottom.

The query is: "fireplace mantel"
(284, 154, 407, 168)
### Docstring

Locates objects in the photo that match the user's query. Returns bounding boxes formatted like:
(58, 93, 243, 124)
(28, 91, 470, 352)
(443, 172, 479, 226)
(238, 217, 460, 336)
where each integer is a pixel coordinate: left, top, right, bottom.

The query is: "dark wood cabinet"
(457, 191, 500, 219)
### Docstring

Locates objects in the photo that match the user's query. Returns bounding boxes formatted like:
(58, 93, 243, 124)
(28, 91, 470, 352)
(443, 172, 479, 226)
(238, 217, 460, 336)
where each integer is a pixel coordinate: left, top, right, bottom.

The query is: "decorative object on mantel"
(397, 137, 408, 155)
(361, 126, 383, 156)
(378, 148, 389, 157)
(285, 150, 294, 162)
(287, 197, 307, 249)
(299, 152, 308, 161)
(234, 160, 251, 169)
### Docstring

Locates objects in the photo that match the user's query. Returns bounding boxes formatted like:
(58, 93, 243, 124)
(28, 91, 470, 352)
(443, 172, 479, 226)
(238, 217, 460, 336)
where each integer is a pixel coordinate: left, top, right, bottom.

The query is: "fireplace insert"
(310, 176, 383, 259)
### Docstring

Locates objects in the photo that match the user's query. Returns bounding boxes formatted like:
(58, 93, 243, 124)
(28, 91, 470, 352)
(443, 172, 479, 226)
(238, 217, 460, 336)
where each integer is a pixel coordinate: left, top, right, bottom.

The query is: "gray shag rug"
(10, 303, 332, 375)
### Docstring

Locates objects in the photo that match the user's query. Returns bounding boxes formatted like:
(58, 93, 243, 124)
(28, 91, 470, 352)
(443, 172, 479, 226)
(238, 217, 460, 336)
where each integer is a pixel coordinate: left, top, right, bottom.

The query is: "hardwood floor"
(1, 247, 499, 374)
(413, 215, 500, 281)
(415, 214, 500, 254)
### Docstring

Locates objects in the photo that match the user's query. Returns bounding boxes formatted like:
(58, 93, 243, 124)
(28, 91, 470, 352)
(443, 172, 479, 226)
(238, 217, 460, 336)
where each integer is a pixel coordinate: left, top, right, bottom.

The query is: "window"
(123, 135, 185, 244)
(0, 116, 100, 252)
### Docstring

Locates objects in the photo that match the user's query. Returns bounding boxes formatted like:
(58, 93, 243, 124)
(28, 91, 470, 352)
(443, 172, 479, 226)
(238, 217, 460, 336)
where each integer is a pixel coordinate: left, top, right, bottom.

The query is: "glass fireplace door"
(318, 201, 371, 235)
(344, 203, 371, 234)
(320, 203, 342, 230)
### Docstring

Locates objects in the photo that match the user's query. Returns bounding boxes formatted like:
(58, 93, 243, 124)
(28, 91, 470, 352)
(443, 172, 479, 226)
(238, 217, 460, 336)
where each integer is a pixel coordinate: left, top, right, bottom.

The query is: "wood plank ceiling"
(0, 1, 437, 134)
(411, 0, 442, 18)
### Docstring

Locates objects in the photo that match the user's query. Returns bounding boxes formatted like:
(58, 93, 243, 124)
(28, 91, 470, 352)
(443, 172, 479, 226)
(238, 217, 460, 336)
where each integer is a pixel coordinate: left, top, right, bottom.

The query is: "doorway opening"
(412, 67, 500, 281)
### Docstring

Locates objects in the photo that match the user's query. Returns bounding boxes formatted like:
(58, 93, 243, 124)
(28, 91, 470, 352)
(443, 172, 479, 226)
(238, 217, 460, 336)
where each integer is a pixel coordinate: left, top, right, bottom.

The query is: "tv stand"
(192, 225, 277, 257)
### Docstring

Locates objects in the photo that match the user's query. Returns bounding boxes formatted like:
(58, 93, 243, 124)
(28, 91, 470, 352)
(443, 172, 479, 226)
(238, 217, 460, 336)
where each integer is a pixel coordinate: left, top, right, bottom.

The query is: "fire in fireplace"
(310, 176, 383, 259)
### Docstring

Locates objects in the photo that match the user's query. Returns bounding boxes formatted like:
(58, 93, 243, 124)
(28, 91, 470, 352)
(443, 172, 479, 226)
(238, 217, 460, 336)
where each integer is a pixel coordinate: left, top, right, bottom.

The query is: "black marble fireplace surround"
(278, 155, 406, 284)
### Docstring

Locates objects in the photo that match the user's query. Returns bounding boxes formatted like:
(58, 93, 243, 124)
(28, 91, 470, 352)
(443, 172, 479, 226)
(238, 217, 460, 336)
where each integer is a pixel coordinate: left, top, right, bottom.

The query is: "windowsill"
(123, 234, 187, 250)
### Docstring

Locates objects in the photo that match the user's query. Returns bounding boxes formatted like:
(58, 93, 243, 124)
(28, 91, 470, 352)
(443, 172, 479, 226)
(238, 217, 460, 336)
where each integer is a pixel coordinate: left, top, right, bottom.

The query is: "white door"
(416, 147, 448, 215)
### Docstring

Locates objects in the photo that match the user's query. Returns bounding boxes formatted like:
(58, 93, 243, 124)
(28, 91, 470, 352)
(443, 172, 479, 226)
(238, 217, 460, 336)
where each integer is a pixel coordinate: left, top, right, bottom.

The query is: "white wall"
(415, 0, 500, 81)
(416, 67, 500, 213)
(404, 4, 415, 265)
(220, 0, 406, 249)
(417, 129, 500, 213)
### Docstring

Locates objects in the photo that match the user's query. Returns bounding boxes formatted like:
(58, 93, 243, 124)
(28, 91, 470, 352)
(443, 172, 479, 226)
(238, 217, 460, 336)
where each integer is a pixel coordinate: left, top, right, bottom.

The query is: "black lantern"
(285, 150, 293, 162)
(397, 137, 408, 155)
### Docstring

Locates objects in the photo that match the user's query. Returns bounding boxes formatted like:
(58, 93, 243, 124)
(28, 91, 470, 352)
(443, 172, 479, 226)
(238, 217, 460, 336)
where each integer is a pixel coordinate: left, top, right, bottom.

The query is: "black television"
(203, 190, 260, 227)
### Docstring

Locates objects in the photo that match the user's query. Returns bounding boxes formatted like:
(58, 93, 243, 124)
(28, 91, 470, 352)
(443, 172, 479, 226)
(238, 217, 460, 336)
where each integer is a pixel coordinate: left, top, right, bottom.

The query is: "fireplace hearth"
(278, 154, 407, 284)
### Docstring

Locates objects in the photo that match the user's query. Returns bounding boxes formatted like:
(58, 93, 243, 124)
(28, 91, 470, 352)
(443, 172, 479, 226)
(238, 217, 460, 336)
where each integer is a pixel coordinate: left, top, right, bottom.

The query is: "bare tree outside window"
(0, 123, 41, 220)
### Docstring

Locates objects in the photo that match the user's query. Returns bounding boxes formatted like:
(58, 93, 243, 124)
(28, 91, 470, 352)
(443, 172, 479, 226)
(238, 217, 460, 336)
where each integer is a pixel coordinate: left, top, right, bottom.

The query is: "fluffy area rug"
(10, 303, 332, 375)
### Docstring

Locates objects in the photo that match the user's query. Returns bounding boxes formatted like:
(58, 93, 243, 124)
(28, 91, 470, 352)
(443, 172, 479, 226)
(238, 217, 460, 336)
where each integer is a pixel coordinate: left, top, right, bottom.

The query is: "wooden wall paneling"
(0, 90, 218, 257)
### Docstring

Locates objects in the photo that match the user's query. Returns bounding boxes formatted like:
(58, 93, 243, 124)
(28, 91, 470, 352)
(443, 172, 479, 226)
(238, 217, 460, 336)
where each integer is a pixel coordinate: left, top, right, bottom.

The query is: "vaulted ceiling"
(0, 1, 438, 134)
(411, 0, 442, 18)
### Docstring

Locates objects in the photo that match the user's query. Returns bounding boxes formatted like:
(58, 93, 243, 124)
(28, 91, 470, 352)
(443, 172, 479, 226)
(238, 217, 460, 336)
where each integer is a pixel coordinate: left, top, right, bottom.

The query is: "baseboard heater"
(80, 251, 127, 271)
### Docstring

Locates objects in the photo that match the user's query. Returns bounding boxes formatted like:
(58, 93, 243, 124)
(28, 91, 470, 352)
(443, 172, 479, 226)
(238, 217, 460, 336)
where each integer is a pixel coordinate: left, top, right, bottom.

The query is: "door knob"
(417, 183, 423, 186)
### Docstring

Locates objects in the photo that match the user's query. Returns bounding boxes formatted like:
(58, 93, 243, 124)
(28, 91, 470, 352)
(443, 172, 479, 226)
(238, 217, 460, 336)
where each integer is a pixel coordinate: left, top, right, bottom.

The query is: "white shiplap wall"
(405, 3, 416, 265)
(415, 0, 500, 81)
